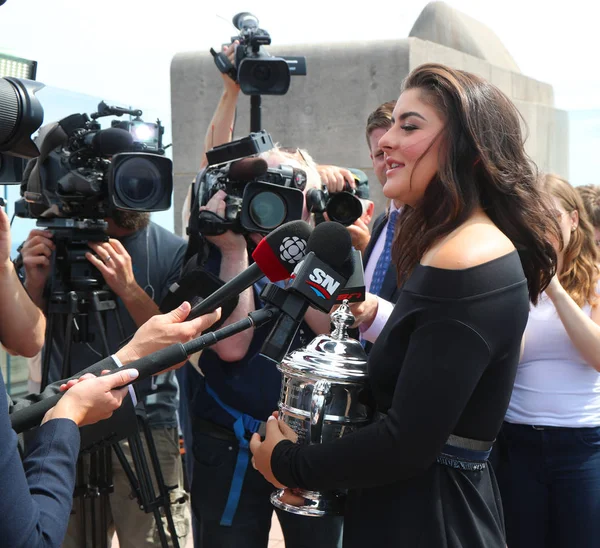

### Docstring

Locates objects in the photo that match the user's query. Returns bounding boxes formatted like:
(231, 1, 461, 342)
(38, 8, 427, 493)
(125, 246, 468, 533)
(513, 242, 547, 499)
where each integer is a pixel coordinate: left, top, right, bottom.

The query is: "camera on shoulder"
(17, 101, 172, 221)
(190, 131, 306, 237)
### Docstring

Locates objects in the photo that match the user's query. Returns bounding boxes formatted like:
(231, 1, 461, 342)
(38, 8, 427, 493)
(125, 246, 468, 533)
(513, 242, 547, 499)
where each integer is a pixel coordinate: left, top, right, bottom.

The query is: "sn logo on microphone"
(306, 268, 341, 300)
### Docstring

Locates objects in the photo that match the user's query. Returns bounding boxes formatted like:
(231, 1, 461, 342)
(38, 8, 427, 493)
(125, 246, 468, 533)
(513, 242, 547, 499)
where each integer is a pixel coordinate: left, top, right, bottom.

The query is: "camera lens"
(248, 191, 286, 230)
(238, 58, 291, 95)
(252, 64, 272, 82)
(0, 77, 44, 158)
(114, 156, 163, 207)
(326, 192, 363, 226)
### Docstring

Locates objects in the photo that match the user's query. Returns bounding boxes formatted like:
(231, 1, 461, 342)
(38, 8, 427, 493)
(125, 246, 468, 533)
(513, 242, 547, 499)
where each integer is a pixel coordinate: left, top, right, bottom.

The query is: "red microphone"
(187, 220, 311, 320)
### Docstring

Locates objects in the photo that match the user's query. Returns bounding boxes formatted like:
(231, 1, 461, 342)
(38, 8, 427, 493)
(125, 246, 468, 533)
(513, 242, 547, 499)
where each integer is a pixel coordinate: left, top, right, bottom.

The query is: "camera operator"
(179, 42, 343, 548)
(0, 190, 221, 546)
(20, 209, 193, 547)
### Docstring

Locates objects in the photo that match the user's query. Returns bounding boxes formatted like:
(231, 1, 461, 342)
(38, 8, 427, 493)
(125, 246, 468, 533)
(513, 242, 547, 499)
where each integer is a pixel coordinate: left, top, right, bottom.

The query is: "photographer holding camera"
(178, 40, 343, 548)
(20, 208, 194, 548)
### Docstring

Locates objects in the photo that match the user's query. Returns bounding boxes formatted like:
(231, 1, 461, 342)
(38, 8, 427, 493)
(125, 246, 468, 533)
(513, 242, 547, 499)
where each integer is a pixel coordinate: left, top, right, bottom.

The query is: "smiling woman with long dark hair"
(250, 63, 559, 548)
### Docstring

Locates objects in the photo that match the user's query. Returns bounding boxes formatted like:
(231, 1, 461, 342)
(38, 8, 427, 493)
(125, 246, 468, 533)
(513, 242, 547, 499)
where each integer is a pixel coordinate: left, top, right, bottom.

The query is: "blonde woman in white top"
(495, 174, 600, 548)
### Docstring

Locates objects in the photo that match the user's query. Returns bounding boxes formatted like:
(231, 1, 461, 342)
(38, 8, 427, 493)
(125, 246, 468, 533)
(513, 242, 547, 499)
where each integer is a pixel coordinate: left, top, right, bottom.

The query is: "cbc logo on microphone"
(280, 236, 307, 265)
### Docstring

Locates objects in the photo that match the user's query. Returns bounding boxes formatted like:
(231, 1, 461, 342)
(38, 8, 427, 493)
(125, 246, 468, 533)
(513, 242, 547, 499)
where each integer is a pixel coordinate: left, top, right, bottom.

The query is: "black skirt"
(342, 446, 506, 548)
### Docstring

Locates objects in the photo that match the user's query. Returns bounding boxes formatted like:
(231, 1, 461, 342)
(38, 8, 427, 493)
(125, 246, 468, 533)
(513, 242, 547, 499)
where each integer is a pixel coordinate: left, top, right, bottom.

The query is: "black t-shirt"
(271, 251, 529, 491)
(44, 222, 187, 428)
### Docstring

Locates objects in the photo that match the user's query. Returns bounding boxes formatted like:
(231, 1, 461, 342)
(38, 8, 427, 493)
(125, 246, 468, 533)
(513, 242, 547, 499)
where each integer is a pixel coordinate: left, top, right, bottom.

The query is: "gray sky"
(1, 0, 598, 113)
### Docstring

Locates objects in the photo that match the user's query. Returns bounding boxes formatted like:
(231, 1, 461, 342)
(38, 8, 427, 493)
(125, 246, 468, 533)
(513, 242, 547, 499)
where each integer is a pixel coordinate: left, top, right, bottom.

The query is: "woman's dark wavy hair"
(392, 63, 558, 303)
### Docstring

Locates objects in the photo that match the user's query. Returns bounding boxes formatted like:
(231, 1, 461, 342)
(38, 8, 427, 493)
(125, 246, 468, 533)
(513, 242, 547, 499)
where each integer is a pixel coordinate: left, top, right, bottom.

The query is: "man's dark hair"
(365, 100, 396, 149)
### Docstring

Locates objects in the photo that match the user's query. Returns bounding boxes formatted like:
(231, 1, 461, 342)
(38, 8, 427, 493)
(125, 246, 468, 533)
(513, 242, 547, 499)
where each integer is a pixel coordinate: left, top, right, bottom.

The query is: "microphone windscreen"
(252, 220, 311, 281)
(306, 221, 353, 271)
(228, 157, 268, 182)
(92, 128, 134, 156)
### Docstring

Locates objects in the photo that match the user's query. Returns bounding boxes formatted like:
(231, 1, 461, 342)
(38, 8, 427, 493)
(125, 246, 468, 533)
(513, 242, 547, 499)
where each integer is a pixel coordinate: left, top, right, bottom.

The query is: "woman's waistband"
(504, 421, 600, 431)
(373, 411, 492, 471)
(437, 435, 492, 471)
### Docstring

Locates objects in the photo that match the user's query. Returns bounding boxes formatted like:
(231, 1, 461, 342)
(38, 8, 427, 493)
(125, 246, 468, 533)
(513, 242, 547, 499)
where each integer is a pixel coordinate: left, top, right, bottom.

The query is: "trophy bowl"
(270, 301, 371, 517)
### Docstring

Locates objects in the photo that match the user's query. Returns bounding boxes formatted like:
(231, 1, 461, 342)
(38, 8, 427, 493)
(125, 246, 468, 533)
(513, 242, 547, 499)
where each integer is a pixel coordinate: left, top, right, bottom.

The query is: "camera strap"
(184, 170, 208, 264)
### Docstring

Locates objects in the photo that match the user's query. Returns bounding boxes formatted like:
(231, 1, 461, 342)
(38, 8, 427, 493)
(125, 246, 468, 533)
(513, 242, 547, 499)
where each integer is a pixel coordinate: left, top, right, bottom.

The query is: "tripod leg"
(140, 419, 182, 548)
(62, 291, 79, 379)
(113, 441, 143, 507)
(91, 292, 112, 356)
(129, 431, 172, 548)
(40, 307, 56, 391)
(99, 447, 112, 548)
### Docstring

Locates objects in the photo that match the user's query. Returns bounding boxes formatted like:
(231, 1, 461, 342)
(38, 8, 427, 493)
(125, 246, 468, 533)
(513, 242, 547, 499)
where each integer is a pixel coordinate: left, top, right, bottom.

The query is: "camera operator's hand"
(19, 228, 55, 307)
(86, 239, 137, 298)
(199, 190, 247, 254)
(221, 41, 241, 93)
(345, 200, 374, 253)
(316, 165, 356, 194)
(346, 217, 371, 254)
(42, 368, 139, 427)
(115, 302, 221, 371)
(347, 293, 380, 330)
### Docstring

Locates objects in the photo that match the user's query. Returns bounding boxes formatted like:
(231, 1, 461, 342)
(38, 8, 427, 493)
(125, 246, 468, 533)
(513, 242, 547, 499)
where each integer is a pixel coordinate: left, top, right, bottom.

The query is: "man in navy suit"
(350, 101, 403, 350)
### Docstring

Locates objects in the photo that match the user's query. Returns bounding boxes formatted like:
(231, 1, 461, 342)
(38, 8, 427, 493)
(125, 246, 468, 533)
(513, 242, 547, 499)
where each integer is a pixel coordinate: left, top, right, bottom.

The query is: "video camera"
(0, 76, 44, 159)
(211, 12, 307, 96)
(189, 130, 306, 237)
(16, 101, 172, 221)
(306, 170, 370, 226)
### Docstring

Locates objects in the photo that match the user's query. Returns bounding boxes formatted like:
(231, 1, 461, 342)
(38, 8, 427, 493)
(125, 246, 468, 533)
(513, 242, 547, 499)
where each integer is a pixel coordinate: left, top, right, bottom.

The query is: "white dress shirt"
(360, 204, 402, 343)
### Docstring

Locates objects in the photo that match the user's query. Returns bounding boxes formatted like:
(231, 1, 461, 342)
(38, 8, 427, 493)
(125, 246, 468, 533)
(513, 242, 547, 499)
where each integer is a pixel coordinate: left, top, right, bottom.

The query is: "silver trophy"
(270, 300, 371, 517)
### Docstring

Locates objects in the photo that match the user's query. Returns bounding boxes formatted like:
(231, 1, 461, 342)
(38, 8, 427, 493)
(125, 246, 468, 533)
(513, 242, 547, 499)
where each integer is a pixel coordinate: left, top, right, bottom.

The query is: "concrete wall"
(170, 4, 568, 235)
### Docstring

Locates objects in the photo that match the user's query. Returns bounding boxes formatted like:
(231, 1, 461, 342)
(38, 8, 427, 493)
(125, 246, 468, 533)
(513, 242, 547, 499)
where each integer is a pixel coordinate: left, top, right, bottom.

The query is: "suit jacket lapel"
(363, 212, 387, 266)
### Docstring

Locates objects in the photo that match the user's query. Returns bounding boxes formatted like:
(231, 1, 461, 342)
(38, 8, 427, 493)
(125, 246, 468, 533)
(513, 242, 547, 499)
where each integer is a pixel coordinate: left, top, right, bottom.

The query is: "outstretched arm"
(200, 41, 240, 170)
(0, 208, 46, 357)
(182, 42, 240, 235)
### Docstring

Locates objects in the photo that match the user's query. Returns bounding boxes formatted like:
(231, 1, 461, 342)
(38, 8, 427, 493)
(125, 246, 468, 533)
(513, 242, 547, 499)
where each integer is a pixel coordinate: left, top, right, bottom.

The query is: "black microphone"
(9, 226, 352, 433)
(260, 222, 354, 362)
(228, 157, 268, 181)
(87, 128, 134, 155)
(334, 248, 366, 304)
(186, 219, 311, 320)
(10, 307, 281, 435)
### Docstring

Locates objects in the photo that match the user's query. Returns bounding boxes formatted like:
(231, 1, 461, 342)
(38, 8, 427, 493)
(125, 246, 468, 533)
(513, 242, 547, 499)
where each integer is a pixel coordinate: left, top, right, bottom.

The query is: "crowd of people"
(0, 41, 599, 548)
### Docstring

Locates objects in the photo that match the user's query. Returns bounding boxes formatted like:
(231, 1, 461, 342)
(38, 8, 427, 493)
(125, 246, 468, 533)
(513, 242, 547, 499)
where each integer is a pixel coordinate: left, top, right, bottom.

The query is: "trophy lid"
(278, 301, 369, 382)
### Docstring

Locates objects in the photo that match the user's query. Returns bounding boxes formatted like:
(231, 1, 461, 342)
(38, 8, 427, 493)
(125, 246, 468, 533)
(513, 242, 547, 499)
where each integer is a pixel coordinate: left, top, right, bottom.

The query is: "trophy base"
(270, 488, 345, 517)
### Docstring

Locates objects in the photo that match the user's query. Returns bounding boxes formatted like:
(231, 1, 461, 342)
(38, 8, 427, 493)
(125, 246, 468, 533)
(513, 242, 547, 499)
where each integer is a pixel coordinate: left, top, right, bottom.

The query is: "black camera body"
(307, 169, 370, 226)
(18, 103, 172, 221)
(192, 131, 306, 236)
(211, 12, 306, 96)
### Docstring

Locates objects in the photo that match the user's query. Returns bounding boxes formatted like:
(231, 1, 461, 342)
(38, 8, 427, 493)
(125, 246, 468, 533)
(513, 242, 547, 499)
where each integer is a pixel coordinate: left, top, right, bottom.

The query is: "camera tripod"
(37, 220, 182, 548)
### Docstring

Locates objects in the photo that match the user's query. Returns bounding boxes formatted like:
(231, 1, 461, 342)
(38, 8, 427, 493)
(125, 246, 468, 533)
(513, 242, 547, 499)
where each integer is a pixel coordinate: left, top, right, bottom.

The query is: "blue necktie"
(370, 210, 399, 297)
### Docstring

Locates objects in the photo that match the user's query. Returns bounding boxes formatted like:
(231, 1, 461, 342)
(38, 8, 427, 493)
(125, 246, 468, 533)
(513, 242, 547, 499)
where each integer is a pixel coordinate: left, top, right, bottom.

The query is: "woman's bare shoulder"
(422, 221, 516, 271)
